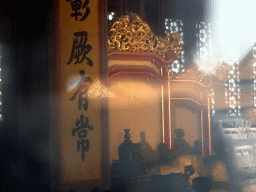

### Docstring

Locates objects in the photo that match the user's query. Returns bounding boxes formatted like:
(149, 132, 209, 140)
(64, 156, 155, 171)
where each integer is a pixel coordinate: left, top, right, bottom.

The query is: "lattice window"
(225, 62, 241, 116)
(253, 44, 256, 114)
(223, 43, 240, 116)
(195, 22, 216, 116)
(165, 19, 184, 73)
(195, 22, 212, 69)
(221, 38, 241, 116)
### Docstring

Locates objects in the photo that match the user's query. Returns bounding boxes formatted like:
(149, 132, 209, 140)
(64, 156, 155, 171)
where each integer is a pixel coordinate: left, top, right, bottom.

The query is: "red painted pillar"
(163, 80, 170, 148)
(170, 101, 175, 149)
(201, 103, 211, 156)
(163, 51, 178, 149)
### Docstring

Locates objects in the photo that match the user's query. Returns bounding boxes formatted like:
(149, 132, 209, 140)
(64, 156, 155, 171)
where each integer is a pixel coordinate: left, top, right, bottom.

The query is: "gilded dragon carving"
(108, 13, 182, 58)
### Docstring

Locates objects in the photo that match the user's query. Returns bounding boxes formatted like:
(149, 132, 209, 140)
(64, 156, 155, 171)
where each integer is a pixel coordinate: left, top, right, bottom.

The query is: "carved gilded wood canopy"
(108, 13, 182, 59)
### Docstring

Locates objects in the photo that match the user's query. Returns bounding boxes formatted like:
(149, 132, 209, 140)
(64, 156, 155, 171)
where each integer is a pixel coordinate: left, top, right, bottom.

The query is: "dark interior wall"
(0, 1, 54, 191)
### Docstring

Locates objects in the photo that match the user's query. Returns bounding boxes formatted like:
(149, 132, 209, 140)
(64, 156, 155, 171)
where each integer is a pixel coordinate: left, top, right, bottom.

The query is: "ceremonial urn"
(118, 129, 135, 163)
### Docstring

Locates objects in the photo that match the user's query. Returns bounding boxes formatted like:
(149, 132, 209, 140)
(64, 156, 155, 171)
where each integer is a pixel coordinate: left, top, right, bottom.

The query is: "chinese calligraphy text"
(67, 31, 93, 67)
(71, 114, 94, 161)
(66, 0, 90, 21)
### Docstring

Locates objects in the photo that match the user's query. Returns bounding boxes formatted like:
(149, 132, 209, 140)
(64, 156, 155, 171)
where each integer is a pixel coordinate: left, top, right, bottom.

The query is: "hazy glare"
(212, 0, 256, 62)
(197, 0, 256, 73)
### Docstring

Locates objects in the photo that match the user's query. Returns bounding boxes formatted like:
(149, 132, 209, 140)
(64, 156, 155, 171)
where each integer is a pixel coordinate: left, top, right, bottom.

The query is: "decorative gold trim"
(168, 74, 171, 148)
(168, 64, 212, 86)
(208, 96, 212, 155)
(170, 79, 211, 87)
(168, 60, 230, 83)
(108, 13, 182, 58)
(212, 62, 231, 81)
(108, 59, 161, 74)
(170, 98, 208, 106)
(161, 85, 165, 143)
(201, 109, 204, 157)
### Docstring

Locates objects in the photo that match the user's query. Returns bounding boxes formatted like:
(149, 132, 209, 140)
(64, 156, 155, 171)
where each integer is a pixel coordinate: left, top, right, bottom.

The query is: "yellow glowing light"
(86, 80, 115, 98)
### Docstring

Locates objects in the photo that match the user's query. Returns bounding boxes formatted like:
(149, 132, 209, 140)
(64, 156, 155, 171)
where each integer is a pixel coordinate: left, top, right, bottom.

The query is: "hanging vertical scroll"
(56, 0, 108, 190)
